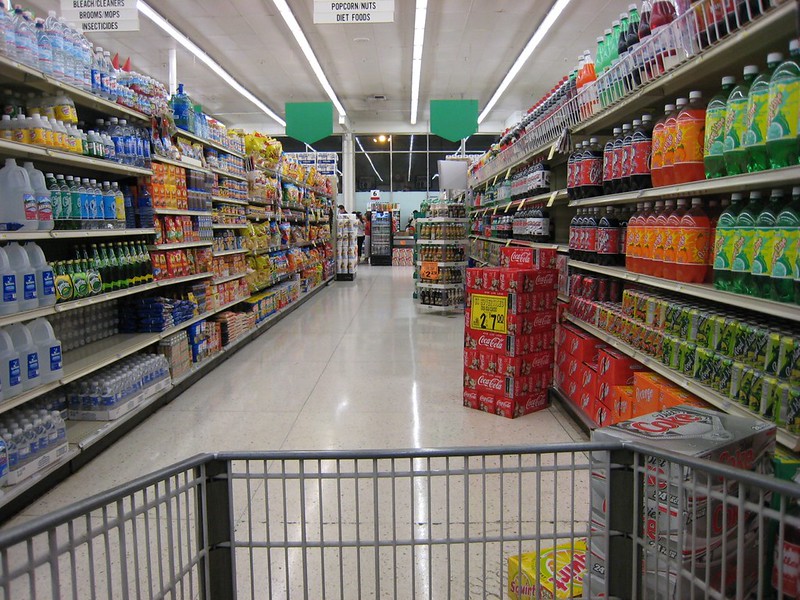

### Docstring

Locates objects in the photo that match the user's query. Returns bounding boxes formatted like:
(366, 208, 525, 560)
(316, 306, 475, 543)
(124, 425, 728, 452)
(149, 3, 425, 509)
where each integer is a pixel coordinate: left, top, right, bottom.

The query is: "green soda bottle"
(704, 76, 736, 179)
(55, 175, 69, 228)
(751, 189, 782, 298)
(45, 172, 60, 222)
(723, 66, 759, 176)
(744, 53, 783, 172)
(771, 186, 800, 303)
(67, 175, 80, 227)
(766, 40, 800, 170)
(731, 191, 764, 296)
(713, 193, 743, 291)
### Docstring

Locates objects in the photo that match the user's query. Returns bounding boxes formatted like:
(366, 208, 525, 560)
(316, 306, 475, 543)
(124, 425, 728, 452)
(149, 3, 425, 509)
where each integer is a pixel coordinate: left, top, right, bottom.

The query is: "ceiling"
(25, 0, 632, 135)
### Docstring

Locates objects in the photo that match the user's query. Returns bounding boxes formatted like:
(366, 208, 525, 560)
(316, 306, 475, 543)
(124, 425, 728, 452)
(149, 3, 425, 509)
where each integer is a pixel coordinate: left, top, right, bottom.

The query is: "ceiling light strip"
(478, 0, 572, 124)
(409, 0, 428, 125)
(272, 0, 347, 118)
(137, 1, 285, 126)
(355, 137, 383, 182)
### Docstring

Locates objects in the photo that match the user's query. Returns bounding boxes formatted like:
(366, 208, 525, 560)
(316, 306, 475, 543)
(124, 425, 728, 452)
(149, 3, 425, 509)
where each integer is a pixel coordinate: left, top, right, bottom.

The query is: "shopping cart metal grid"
(1, 442, 799, 599)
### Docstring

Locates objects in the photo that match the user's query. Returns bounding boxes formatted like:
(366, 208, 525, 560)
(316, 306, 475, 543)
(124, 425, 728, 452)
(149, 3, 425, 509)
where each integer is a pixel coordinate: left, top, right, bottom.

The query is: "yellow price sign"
(548, 143, 557, 160)
(420, 261, 440, 281)
(547, 191, 558, 207)
(505, 168, 512, 180)
(469, 293, 508, 334)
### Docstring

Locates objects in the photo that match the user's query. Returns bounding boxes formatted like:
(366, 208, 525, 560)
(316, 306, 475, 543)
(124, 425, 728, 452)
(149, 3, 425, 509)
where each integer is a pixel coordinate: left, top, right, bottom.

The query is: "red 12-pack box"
(499, 246, 557, 270)
(464, 327, 555, 357)
(466, 267, 558, 294)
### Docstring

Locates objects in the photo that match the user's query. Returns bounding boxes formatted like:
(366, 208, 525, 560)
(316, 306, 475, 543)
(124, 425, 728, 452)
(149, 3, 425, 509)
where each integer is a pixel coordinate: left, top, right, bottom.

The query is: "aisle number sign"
(314, 1, 395, 23)
(420, 262, 440, 281)
(60, 0, 139, 32)
(470, 294, 508, 334)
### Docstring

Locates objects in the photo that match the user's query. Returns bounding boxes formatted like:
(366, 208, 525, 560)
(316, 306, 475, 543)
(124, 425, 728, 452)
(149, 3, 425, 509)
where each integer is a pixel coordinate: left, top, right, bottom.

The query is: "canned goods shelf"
(565, 314, 800, 452)
(568, 260, 800, 324)
(173, 128, 244, 159)
(471, 189, 569, 214)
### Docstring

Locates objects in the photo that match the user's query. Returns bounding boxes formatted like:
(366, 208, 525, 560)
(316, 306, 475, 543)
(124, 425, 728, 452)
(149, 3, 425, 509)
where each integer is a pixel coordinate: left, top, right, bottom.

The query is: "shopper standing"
(364, 210, 372, 261)
(355, 212, 365, 258)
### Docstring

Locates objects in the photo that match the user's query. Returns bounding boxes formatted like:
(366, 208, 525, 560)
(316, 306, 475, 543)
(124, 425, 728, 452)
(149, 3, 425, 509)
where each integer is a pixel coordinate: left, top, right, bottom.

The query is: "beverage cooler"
(370, 211, 393, 266)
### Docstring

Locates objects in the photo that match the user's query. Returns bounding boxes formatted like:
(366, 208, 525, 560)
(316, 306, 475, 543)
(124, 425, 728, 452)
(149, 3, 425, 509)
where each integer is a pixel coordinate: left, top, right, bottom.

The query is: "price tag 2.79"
(420, 261, 440, 281)
(469, 293, 508, 334)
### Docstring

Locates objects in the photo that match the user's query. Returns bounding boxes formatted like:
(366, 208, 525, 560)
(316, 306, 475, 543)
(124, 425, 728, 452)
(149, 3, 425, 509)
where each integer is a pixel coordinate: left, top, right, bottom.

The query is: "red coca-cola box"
(463, 368, 480, 392)
(464, 328, 554, 357)
(577, 361, 599, 414)
(496, 390, 550, 418)
(593, 401, 615, 427)
(597, 347, 647, 403)
(565, 355, 581, 380)
(506, 310, 557, 335)
(464, 348, 481, 371)
(498, 268, 558, 293)
(496, 350, 554, 378)
(500, 247, 558, 270)
(565, 373, 580, 402)
(463, 388, 480, 410)
(505, 370, 553, 399)
(554, 362, 566, 389)
(562, 323, 606, 363)
(466, 291, 556, 315)
(465, 267, 503, 293)
(478, 392, 497, 414)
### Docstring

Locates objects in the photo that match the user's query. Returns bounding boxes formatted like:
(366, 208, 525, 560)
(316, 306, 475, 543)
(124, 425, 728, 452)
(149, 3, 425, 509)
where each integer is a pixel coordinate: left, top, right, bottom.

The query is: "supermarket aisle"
(10, 266, 585, 521)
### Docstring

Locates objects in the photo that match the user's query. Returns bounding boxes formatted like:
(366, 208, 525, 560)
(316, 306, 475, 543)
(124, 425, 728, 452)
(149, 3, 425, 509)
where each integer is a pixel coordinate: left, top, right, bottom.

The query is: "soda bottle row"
(510, 162, 551, 200)
(51, 301, 118, 353)
(66, 354, 169, 413)
(626, 197, 716, 283)
(512, 205, 552, 242)
(569, 207, 631, 267)
(418, 287, 464, 307)
(713, 188, 800, 304)
(0, 404, 66, 471)
(0, 317, 62, 402)
(705, 41, 800, 179)
(53, 242, 153, 303)
(418, 245, 465, 263)
(417, 222, 467, 241)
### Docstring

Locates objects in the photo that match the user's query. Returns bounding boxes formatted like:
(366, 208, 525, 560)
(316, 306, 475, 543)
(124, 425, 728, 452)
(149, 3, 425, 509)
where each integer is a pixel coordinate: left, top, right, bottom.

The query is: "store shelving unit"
(414, 213, 468, 310)
(0, 56, 337, 513)
(465, 1, 800, 448)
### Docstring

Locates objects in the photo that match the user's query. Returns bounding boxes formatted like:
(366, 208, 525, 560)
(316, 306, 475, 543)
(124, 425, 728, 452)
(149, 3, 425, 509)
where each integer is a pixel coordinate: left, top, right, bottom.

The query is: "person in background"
(364, 210, 372, 261)
(338, 204, 347, 214)
(355, 212, 365, 259)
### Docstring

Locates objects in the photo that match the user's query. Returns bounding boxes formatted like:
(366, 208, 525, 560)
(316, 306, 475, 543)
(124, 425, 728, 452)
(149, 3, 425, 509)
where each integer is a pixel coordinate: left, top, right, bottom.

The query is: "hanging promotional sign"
(60, 0, 140, 32)
(314, 1, 395, 24)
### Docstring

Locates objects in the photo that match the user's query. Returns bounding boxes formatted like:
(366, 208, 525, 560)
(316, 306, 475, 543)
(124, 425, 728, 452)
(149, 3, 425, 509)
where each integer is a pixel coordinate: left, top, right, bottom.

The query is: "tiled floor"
(2, 265, 590, 599)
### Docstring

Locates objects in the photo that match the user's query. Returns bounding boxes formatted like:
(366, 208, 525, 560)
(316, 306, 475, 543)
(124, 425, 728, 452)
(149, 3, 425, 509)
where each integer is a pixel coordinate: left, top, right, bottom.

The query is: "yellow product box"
(508, 539, 587, 600)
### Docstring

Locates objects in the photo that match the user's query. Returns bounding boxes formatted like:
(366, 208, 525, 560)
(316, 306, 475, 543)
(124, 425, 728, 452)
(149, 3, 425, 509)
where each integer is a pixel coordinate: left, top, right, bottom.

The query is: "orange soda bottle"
(675, 197, 711, 283)
(662, 198, 688, 280)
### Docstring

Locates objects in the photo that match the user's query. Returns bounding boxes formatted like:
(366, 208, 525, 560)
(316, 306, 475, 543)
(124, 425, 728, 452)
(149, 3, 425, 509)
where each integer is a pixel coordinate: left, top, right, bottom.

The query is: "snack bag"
(508, 539, 587, 600)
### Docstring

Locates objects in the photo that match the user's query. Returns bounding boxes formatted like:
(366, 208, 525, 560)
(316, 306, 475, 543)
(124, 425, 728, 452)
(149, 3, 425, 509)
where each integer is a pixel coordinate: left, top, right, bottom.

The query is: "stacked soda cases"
(462, 248, 558, 418)
(588, 407, 776, 599)
(336, 214, 357, 279)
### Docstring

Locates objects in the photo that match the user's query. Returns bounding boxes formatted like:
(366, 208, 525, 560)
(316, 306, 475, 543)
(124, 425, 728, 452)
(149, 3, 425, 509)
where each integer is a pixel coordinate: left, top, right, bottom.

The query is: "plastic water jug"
(0, 329, 22, 400)
(4, 242, 37, 311)
(28, 318, 62, 383)
(22, 162, 53, 230)
(0, 246, 17, 316)
(24, 242, 55, 307)
(0, 158, 38, 231)
(6, 323, 39, 391)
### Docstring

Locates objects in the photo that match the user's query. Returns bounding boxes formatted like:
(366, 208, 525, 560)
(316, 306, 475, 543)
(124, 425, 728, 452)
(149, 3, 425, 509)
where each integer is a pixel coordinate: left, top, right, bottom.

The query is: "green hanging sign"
(285, 102, 333, 145)
(430, 99, 478, 142)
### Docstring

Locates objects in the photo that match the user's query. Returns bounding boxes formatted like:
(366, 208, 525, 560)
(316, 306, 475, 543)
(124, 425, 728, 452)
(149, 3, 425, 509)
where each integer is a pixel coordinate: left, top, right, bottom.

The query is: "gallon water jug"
(0, 329, 22, 400)
(0, 246, 18, 316)
(6, 323, 39, 391)
(28, 318, 62, 383)
(22, 162, 53, 230)
(0, 158, 38, 231)
(4, 242, 37, 311)
(23, 242, 55, 307)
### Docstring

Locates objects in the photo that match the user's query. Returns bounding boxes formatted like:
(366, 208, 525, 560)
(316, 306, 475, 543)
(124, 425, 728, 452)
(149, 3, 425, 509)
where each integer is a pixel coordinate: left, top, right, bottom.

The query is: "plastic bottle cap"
(750, 191, 762, 199)
(629, 3, 637, 9)
(597, 36, 604, 43)
(620, 13, 627, 20)
(790, 40, 800, 52)
(721, 76, 736, 86)
(612, 20, 620, 26)
(589, 137, 598, 143)
(743, 65, 759, 75)
(642, 114, 652, 121)
(664, 104, 675, 111)
(604, 29, 612, 35)
(622, 123, 631, 131)
(633, 119, 642, 126)
(676, 98, 689, 106)
(771, 189, 784, 197)
(793, 187, 800, 196)
(689, 91, 703, 99)
(767, 52, 784, 64)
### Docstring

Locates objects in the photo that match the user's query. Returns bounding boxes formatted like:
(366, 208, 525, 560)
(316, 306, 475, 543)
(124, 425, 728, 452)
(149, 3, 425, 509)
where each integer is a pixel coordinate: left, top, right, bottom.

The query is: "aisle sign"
(60, 0, 139, 32)
(470, 294, 508, 334)
(420, 262, 440, 281)
(314, 1, 395, 24)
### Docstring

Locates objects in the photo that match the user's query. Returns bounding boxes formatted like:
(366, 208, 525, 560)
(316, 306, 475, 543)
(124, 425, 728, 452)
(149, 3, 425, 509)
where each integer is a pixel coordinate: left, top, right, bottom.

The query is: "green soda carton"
(661, 334, 680, 369)
(747, 370, 766, 413)
(680, 341, 698, 378)
(736, 366, 757, 405)
(694, 347, 717, 383)
(718, 315, 739, 358)
(713, 356, 733, 395)
(664, 302, 685, 336)
(765, 381, 800, 428)
(729, 362, 749, 399)
(757, 376, 779, 417)
(731, 319, 755, 359)
(777, 335, 800, 381)
(691, 307, 715, 348)
(763, 332, 783, 376)
(749, 323, 771, 369)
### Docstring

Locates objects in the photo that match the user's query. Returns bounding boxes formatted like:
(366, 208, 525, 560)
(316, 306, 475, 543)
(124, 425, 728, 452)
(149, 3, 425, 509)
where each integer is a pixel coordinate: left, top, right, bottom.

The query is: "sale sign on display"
(469, 294, 508, 334)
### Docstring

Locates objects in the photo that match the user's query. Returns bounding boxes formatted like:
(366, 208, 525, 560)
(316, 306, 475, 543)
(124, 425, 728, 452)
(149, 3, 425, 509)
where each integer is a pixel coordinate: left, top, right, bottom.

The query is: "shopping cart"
(0, 442, 798, 599)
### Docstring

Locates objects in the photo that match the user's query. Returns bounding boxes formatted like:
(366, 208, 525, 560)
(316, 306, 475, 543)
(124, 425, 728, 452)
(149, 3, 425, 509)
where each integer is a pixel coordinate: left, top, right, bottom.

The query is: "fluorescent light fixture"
(355, 136, 383, 182)
(137, 1, 285, 126)
(407, 134, 414, 180)
(478, 0, 572, 124)
(410, 0, 428, 125)
(271, 0, 347, 119)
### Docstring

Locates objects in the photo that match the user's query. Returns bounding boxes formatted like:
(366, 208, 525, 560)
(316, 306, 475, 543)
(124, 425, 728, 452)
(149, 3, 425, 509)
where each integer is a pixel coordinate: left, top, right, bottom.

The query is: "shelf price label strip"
(469, 294, 508, 334)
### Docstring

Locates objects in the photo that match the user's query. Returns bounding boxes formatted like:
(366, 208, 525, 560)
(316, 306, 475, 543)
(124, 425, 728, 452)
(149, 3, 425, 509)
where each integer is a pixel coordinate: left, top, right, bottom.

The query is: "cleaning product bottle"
(6, 323, 39, 391)
(22, 161, 53, 230)
(4, 242, 36, 310)
(0, 158, 38, 231)
(0, 246, 17, 315)
(27, 318, 61, 383)
(704, 76, 736, 179)
(23, 242, 55, 307)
